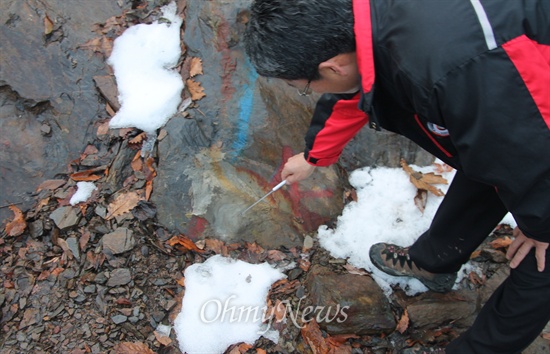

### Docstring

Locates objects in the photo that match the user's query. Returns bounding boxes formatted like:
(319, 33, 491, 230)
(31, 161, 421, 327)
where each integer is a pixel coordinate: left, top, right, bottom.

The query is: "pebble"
(66, 237, 80, 261)
(49, 206, 81, 230)
(84, 285, 97, 293)
(111, 315, 127, 324)
(102, 228, 135, 255)
(106, 268, 132, 287)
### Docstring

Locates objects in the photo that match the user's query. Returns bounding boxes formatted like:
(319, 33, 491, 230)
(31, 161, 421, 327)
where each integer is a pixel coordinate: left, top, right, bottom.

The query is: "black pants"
(408, 171, 550, 354)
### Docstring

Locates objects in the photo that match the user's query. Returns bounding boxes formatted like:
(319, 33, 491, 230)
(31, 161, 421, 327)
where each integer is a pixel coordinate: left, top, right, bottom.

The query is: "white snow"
(317, 162, 516, 296)
(107, 2, 184, 133)
(69, 181, 97, 205)
(174, 255, 285, 354)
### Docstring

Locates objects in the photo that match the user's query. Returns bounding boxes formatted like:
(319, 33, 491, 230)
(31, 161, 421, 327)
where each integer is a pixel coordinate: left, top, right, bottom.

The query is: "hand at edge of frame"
(506, 227, 549, 272)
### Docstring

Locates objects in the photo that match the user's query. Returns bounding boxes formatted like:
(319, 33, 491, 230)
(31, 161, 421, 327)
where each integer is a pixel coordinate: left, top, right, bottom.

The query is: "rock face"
(305, 265, 396, 335)
(0, 0, 122, 221)
(151, 0, 434, 248)
(1, 0, 433, 248)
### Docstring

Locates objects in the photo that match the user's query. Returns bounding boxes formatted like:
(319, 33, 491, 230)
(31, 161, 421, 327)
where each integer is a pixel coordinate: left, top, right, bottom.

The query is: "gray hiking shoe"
(369, 243, 457, 293)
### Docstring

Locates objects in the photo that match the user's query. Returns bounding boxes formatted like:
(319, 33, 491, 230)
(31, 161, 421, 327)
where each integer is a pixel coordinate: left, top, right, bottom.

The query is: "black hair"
(243, 0, 355, 80)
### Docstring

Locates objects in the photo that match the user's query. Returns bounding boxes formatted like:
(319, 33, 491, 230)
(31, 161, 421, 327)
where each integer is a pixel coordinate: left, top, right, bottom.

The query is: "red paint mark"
(272, 146, 336, 232)
(211, 9, 237, 99)
(185, 215, 208, 241)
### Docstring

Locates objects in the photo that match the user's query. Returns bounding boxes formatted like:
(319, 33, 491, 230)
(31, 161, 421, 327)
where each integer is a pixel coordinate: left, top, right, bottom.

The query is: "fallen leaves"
(105, 191, 144, 220)
(396, 309, 410, 334)
(112, 342, 155, 354)
(489, 236, 513, 250)
(70, 166, 107, 182)
(301, 320, 353, 354)
(166, 234, 206, 253)
(401, 159, 450, 213)
(189, 57, 203, 77)
(401, 159, 447, 197)
(186, 79, 206, 101)
(44, 15, 54, 35)
(5, 205, 26, 237)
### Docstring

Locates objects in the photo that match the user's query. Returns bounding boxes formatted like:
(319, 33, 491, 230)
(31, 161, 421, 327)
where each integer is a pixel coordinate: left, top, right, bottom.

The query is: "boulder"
(152, 0, 434, 248)
(304, 265, 396, 335)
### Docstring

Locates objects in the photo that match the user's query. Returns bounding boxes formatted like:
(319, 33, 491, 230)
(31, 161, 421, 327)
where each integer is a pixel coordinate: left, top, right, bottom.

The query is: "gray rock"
(106, 268, 132, 287)
(305, 265, 396, 335)
(66, 237, 80, 261)
(102, 228, 135, 255)
(111, 315, 127, 325)
(403, 290, 477, 329)
(152, 0, 434, 250)
(49, 207, 81, 230)
(0, 0, 123, 222)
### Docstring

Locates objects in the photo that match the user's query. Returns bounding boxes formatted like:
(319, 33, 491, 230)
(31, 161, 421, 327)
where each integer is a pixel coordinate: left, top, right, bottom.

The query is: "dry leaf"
(129, 132, 146, 145)
(301, 320, 330, 354)
(414, 189, 428, 214)
(145, 180, 153, 201)
(153, 331, 172, 346)
(189, 57, 203, 77)
(469, 271, 484, 285)
(205, 238, 226, 254)
(421, 172, 448, 185)
(97, 121, 110, 135)
(105, 191, 143, 220)
(256, 349, 267, 354)
(44, 15, 54, 35)
(80, 230, 91, 251)
(186, 79, 206, 101)
(401, 159, 446, 197)
(70, 168, 105, 182)
(112, 342, 155, 354)
(106, 102, 116, 117)
(131, 151, 143, 172)
(542, 332, 550, 341)
(396, 309, 409, 334)
(343, 264, 369, 276)
(144, 157, 157, 181)
(490, 236, 513, 250)
(470, 249, 481, 259)
(5, 205, 26, 237)
(36, 179, 66, 192)
(176, 276, 185, 287)
(238, 343, 253, 352)
(433, 162, 454, 174)
(273, 299, 287, 322)
(167, 235, 205, 253)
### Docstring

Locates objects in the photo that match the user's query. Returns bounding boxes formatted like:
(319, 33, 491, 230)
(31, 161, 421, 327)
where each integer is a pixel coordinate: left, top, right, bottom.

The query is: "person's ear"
(318, 53, 357, 77)
(318, 59, 347, 77)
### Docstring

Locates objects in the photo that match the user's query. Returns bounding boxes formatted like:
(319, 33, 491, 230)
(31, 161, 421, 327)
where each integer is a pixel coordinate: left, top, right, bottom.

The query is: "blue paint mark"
(231, 59, 258, 158)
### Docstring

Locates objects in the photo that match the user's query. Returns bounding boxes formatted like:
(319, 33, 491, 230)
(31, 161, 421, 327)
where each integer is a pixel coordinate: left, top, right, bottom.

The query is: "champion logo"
(427, 122, 450, 137)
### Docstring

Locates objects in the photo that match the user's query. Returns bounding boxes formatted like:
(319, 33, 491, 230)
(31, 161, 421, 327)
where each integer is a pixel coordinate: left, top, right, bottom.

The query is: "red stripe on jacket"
(503, 35, 550, 130)
(306, 94, 369, 166)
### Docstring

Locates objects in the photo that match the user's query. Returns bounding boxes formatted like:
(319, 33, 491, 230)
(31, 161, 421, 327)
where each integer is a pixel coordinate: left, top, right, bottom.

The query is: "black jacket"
(303, 0, 550, 242)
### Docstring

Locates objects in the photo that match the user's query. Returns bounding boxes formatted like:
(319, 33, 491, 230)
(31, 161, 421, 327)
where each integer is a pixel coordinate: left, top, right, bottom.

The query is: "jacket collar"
(353, 0, 375, 96)
(353, 0, 380, 128)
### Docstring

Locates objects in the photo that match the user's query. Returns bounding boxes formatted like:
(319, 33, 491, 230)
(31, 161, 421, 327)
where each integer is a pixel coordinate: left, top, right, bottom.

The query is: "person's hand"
(506, 227, 549, 272)
(281, 153, 316, 184)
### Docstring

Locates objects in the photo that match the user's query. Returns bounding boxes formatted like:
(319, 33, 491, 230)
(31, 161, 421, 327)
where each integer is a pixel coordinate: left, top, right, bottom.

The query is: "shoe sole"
(369, 243, 456, 293)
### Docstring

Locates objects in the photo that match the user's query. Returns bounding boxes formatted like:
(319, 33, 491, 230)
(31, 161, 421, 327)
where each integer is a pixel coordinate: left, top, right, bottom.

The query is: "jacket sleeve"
(304, 92, 369, 166)
(436, 35, 550, 242)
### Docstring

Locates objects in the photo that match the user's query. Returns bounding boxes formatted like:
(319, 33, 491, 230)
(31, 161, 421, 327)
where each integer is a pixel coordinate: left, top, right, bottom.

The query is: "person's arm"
(282, 92, 368, 184)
